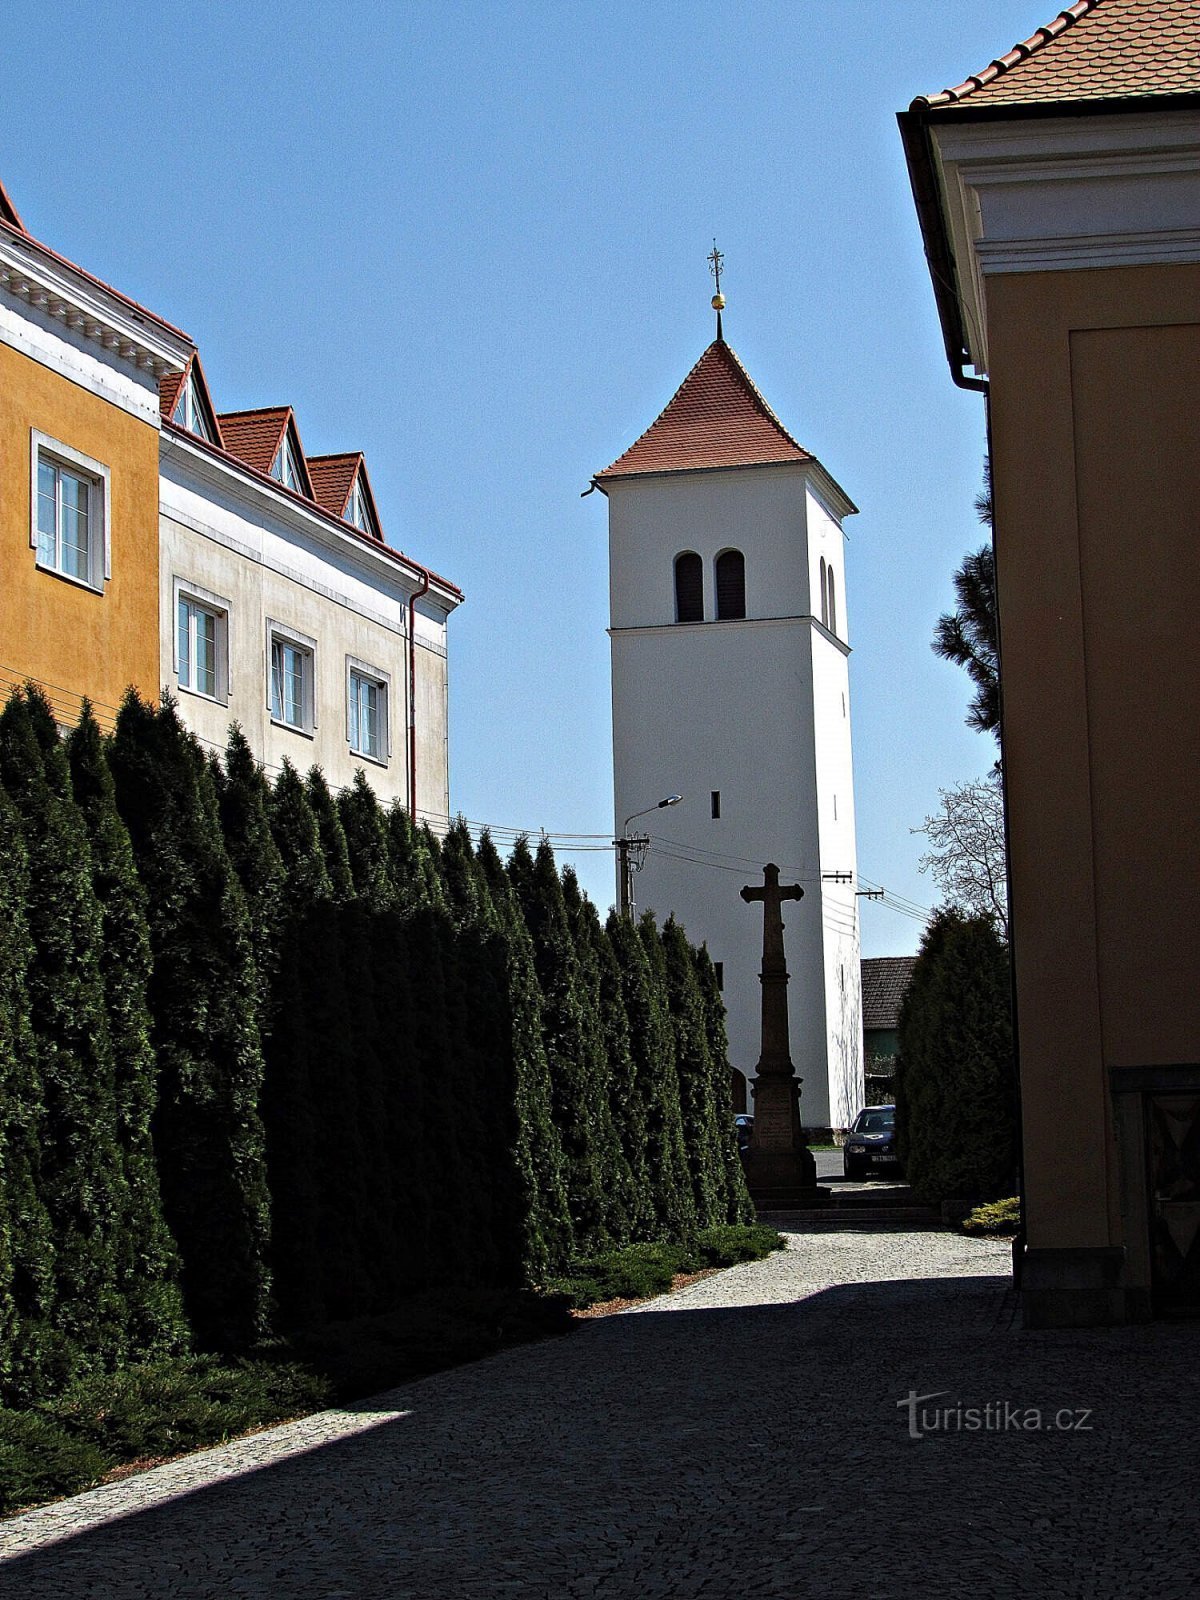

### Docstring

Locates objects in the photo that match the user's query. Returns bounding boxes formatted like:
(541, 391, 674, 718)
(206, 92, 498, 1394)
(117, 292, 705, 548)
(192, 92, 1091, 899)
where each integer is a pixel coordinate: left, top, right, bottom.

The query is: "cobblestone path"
(2, 1224, 1197, 1598)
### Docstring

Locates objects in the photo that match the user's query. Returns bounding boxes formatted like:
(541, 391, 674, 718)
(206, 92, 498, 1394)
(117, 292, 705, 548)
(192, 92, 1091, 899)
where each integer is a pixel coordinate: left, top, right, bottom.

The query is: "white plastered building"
(594, 333, 864, 1131)
(157, 357, 460, 818)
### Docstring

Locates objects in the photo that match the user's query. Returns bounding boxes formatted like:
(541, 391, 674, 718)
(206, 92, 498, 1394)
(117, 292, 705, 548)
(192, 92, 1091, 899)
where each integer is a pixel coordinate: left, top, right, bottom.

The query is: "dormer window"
(345, 472, 378, 538)
(271, 433, 304, 493)
(171, 370, 213, 441)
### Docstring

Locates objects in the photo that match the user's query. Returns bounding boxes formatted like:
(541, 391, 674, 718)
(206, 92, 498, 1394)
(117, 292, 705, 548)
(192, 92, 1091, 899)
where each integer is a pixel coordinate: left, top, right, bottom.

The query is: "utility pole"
(615, 794, 683, 919)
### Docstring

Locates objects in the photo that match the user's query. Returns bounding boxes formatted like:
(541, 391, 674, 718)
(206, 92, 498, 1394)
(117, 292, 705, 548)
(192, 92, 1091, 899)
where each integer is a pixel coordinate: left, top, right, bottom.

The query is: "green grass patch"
(0, 1241, 781, 1516)
(960, 1196, 1021, 1235)
(544, 1224, 784, 1309)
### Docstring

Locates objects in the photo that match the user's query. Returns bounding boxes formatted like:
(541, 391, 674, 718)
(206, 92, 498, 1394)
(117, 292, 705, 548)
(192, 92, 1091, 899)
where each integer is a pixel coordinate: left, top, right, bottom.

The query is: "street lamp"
(616, 794, 682, 919)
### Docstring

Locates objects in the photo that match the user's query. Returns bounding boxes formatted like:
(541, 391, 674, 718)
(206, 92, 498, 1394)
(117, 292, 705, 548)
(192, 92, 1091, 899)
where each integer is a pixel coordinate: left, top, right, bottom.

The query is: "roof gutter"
(407, 566, 431, 822)
(897, 105, 989, 394)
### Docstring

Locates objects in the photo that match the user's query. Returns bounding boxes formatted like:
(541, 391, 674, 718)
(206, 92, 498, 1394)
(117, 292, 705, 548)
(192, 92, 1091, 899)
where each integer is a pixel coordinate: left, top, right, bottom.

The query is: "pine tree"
(609, 912, 696, 1240)
(108, 693, 271, 1351)
(0, 784, 56, 1402)
(660, 916, 724, 1227)
(385, 802, 447, 913)
(0, 690, 127, 1381)
(65, 703, 187, 1357)
(478, 833, 573, 1277)
(692, 942, 754, 1224)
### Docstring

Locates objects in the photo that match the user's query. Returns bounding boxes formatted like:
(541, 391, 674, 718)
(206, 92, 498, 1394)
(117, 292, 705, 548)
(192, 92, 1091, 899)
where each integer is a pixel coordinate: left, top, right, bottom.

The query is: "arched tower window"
(819, 557, 828, 627)
(674, 551, 703, 622)
(715, 549, 745, 620)
(827, 567, 837, 635)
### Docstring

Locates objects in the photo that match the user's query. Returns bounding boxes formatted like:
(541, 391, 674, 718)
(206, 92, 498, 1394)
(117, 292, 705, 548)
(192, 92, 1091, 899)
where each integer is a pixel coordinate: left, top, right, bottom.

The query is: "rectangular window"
(178, 597, 218, 698)
(267, 624, 316, 734)
(347, 659, 390, 763)
(32, 436, 108, 589)
(711, 790, 721, 820)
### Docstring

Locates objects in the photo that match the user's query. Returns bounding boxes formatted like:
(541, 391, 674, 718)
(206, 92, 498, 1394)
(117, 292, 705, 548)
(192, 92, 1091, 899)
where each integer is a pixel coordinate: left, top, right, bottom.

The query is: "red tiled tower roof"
(596, 338, 814, 481)
(914, 0, 1200, 111)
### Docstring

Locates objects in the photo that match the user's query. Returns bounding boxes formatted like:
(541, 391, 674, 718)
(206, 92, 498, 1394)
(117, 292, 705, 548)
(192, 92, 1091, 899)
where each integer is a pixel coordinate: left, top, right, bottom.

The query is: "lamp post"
(616, 794, 682, 919)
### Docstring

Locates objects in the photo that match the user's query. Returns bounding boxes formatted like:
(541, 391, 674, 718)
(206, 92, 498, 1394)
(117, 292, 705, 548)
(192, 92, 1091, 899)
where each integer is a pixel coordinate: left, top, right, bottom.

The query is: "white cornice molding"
(930, 109, 1200, 372)
(0, 230, 192, 379)
(599, 458, 858, 522)
(160, 428, 461, 614)
(609, 615, 851, 655)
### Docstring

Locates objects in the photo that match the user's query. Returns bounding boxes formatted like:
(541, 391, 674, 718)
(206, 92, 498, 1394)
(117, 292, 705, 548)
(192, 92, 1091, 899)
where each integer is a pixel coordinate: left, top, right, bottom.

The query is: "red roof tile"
(915, 0, 1200, 110)
(0, 176, 25, 232)
(307, 452, 385, 542)
(158, 354, 223, 446)
(596, 338, 814, 481)
(216, 407, 290, 476)
(306, 452, 358, 518)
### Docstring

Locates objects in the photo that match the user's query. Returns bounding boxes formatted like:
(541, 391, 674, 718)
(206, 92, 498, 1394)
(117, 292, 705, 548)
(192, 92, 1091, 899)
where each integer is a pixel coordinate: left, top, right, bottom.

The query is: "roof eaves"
(162, 419, 463, 603)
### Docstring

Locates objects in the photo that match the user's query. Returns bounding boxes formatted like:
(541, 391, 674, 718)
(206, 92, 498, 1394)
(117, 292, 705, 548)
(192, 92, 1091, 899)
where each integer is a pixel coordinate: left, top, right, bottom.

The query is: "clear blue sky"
(6, 0, 1044, 955)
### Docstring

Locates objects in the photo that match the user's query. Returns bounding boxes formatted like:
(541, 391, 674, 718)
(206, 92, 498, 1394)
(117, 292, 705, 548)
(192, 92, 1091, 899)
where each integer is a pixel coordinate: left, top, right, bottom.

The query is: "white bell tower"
(591, 281, 864, 1131)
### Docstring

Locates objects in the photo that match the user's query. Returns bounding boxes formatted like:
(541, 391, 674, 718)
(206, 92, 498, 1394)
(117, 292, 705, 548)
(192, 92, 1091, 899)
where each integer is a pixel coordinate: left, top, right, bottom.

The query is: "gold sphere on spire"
(711, 292, 726, 311)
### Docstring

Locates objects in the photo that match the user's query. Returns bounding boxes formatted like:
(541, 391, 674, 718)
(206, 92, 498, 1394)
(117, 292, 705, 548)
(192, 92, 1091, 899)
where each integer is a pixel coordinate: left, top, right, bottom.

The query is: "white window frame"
(345, 473, 377, 538)
(346, 656, 391, 766)
(266, 619, 317, 737)
(270, 432, 304, 493)
(173, 577, 230, 705)
(30, 430, 110, 591)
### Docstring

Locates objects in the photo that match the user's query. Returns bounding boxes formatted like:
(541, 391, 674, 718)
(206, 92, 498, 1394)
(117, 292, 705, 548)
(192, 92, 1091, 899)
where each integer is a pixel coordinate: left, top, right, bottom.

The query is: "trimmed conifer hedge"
(0, 689, 752, 1401)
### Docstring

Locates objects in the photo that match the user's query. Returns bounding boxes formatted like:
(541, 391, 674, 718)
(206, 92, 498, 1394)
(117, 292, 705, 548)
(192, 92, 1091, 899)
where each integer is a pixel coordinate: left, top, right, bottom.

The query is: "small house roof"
(861, 956, 918, 1031)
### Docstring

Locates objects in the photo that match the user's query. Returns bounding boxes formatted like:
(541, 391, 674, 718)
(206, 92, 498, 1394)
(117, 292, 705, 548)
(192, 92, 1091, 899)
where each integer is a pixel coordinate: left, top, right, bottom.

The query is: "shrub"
(961, 1196, 1021, 1236)
(694, 1223, 783, 1267)
(895, 909, 1015, 1207)
(46, 1357, 330, 1462)
(0, 1410, 108, 1514)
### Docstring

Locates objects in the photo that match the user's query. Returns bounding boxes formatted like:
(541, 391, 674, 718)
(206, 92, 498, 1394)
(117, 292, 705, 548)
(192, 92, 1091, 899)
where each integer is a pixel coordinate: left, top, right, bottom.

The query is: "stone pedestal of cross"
(740, 864, 827, 1202)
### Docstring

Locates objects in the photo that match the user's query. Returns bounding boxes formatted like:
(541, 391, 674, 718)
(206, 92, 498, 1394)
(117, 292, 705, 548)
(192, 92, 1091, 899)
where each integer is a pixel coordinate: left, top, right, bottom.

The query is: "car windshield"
(856, 1110, 894, 1134)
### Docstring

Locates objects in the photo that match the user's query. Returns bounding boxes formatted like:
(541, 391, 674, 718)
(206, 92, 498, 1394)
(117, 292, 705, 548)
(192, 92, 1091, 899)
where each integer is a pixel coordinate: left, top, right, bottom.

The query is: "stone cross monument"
(740, 864, 823, 1197)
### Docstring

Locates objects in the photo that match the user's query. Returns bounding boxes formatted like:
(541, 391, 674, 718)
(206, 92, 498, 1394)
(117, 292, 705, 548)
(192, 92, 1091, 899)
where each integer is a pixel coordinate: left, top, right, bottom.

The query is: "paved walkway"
(2, 1224, 1197, 1599)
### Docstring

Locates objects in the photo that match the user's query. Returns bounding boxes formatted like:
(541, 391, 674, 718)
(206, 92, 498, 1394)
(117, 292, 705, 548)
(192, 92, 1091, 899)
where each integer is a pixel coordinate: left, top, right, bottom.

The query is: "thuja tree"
(66, 704, 186, 1358)
(608, 912, 696, 1239)
(693, 942, 754, 1225)
(477, 832, 573, 1278)
(0, 784, 55, 1402)
(264, 763, 376, 1325)
(561, 871, 645, 1242)
(509, 838, 616, 1253)
(895, 908, 1016, 1207)
(0, 690, 127, 1385)
(659, 917, 726, 1228)
(108, 693, 271, 1351)
(214, 727, 287, 1015)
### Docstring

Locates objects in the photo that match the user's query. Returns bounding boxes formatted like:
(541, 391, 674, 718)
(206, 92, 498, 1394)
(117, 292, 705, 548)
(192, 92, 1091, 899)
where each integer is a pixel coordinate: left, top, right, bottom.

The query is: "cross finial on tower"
(708, 240, 726, 341)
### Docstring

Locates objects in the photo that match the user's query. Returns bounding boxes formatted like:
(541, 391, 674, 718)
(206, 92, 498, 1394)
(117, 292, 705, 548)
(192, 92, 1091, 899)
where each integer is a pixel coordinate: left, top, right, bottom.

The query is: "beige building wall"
(986, 262, 1200, 1315)
(159, 442, 455, 818)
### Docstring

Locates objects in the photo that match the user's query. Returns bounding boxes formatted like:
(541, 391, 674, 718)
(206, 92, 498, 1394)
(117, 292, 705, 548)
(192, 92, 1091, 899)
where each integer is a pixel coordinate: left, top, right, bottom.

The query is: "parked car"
(843, 1104, 900, 1179)
(735, 1114, 754, 1155)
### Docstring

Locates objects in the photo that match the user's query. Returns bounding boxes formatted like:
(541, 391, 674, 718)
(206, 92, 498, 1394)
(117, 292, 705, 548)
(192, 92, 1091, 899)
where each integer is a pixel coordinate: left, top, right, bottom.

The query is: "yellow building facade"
(0, 191, 192, 725)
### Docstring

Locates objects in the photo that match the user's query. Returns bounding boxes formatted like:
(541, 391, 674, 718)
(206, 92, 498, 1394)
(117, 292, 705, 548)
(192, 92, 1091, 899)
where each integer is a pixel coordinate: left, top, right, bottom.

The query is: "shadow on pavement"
(2, 1270, 1197, 1599)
